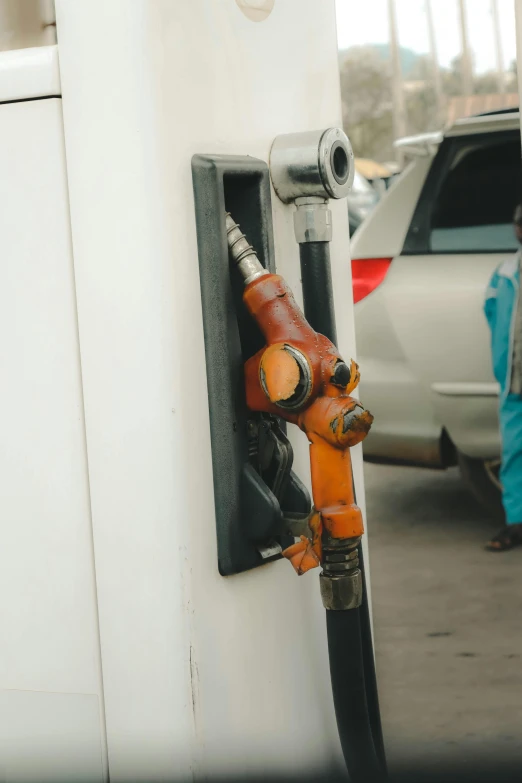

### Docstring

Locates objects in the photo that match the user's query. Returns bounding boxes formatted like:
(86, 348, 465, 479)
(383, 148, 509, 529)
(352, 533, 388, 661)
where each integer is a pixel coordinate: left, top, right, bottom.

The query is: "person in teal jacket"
(484, 203, 522, 550)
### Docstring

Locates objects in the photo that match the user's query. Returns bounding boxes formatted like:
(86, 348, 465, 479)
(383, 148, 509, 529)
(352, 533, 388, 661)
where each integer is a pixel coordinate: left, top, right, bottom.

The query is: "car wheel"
(457, 451, 504, 522)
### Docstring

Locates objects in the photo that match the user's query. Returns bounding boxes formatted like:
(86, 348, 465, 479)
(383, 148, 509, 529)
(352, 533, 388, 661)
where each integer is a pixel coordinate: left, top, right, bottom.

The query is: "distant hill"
(372, 43, 421, 76)
(339, 43, 422, 78)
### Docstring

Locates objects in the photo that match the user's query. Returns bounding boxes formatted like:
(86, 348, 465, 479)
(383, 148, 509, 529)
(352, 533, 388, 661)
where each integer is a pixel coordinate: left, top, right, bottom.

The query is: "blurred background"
(337, 0, 522, 773)
(337, 0, 518, 233)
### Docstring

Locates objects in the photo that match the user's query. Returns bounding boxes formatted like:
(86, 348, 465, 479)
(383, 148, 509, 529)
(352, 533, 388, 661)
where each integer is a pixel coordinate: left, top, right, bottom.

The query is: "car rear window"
(403, 129, 522, 255)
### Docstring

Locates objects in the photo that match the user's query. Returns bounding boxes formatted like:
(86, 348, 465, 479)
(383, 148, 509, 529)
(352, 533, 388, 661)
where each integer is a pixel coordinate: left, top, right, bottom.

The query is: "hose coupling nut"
(293, 197, 332, 244)
(320, 536, 363, 610)
(320, 570, 363, 611)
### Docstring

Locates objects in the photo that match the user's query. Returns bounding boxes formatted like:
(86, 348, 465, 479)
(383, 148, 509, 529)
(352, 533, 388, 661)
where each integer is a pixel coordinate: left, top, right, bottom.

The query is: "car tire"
(457, 451, 504, 522)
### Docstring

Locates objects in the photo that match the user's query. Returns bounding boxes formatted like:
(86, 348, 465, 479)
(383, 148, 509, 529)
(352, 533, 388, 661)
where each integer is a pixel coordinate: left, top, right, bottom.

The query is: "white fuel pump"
(0, 2, 377, 781)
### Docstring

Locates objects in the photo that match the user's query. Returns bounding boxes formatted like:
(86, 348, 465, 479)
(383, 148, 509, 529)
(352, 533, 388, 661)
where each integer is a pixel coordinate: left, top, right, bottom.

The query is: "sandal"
(485, 523, 522, 552)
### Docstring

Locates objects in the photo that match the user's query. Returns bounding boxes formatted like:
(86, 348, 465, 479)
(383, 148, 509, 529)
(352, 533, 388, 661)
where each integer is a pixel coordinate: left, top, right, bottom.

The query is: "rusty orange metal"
(259, 343, 301, 403)
(242, 272, 373, 575)
(282, 511, 323, 575)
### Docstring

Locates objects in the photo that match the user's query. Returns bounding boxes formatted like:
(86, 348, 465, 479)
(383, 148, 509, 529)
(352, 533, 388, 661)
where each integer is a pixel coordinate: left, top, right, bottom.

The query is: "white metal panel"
(353, 156, 443, 463)
(374, 251, 503, 459)
(432, 382, 500, 397)
(0, 691, 103, 783)
(55, 0, 362, 779)
(446, 112, 520, 136)
(0, 45, 59, 101)
(0, 98, 106, 776)
(351, 156, 432, 261)
(353, 139, 506, 462)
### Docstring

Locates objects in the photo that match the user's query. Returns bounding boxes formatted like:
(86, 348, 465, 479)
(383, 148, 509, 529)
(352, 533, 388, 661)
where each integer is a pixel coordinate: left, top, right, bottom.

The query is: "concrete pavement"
(365, 462, 522, 775)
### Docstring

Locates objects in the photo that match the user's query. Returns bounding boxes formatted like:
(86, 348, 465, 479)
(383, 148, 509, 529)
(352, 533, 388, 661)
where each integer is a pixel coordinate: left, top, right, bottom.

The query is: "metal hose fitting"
(320, 536, 363, 610)
(293, 197, 333, 244)
(225, 213, 268, 285)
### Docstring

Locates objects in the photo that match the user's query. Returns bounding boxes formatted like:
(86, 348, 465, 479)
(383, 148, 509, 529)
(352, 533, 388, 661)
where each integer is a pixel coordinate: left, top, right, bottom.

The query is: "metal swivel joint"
(269, 128, 354, 243)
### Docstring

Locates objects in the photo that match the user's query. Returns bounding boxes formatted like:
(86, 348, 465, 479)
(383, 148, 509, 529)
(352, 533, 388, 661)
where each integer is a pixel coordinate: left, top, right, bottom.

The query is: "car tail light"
(351, 258, 392, 304)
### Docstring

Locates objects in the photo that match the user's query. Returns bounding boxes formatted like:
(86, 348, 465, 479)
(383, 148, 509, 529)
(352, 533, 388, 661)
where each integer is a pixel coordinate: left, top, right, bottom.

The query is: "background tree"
(506, 59, 519, 93)
(407, 54, 445, 132)
(339, 46, 394, 161)
(340, 45, 520, 163)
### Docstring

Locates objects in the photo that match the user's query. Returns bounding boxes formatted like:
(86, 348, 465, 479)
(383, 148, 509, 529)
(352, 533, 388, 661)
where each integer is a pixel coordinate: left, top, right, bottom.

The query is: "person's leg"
(486, 395, 522, 550)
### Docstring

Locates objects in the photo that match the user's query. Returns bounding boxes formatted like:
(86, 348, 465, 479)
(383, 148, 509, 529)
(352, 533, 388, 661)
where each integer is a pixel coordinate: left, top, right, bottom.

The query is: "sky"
(335, 0, 517, 76)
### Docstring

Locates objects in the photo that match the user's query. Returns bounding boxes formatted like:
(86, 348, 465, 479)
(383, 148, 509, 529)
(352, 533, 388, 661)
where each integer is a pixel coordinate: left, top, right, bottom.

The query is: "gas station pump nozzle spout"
(225, 213, 268, 285)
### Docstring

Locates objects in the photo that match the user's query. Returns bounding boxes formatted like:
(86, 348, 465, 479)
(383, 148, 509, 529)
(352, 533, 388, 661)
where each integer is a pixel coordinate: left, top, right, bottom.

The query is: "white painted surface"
(446, 112, 520, 137)
(352, 156, 442, 463)
(380, 252, 503, 458)
(0, 98, 106, 778)
(0, 691, 103, 783)
(55, 0, 363, 779)
(432, 382, 500, 397)
(0, 45, 59, 101)
(351, 156, 432, 261)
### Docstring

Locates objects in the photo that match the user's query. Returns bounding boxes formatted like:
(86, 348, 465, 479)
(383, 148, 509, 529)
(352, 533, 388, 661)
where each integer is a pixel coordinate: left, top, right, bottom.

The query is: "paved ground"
(365, 463, 522, 776)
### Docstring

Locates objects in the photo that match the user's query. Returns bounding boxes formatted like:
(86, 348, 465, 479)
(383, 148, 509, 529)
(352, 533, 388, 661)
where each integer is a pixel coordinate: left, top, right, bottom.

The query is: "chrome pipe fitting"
(269, 128, 354, 244)
(269, 127, 354, 204)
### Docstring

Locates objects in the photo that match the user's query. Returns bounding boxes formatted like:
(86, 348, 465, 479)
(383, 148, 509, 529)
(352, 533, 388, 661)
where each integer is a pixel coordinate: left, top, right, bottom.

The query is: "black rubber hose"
(358, 548, 387, 772)
(299, 241, 338, 344)
(299, 240, 387, 778)
(326, 609, 384, 782)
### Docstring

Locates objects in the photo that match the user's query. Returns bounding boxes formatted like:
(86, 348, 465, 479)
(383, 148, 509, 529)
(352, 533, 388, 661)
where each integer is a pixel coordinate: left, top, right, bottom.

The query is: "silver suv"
(350, 110, 521, 518)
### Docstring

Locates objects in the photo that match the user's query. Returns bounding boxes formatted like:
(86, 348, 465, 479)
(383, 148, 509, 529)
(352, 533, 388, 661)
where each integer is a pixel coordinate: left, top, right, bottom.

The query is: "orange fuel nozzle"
(226, 213, 373, 581)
